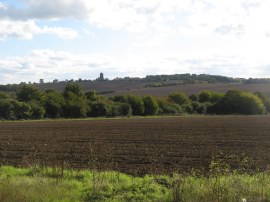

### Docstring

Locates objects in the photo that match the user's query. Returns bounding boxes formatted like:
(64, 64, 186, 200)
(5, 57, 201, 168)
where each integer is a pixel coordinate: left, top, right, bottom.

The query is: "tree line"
(0, 83, 269, 120)
(2, 74, 270, 94)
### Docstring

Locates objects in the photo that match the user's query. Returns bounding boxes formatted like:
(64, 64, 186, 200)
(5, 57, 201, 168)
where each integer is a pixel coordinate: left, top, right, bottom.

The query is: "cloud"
(1, 49, 270, 84)
(0, 19, 78, 40)
(1, 0, 270, 37)
(0, 20, 39, 40)
(42, 26, 79, 39)
(0, 0, 88, 20)
(0, 49, 116, 84)
(1, 0, 270, 82)
(0, 0, 197, 33)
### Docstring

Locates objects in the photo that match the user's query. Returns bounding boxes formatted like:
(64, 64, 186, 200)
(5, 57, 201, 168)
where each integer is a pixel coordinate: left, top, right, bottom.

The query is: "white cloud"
(1, 0, 270, 82)
(42, 26, 78, 39)
(0, 19, 78, 40)
(1, 49, 270, 84)
(0, 20, 39, 40)
(1, 0, 270, 37)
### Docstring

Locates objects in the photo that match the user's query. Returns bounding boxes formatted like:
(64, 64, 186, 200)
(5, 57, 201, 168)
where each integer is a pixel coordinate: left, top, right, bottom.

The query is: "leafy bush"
(214, 90, 266, 115)
(143, 95, 159, 115)
(168, 92, 190, 105)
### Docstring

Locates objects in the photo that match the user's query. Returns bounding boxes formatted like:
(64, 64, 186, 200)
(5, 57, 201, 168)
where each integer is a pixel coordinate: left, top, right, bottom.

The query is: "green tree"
(111, 95, 128, 103)
(30, 101, 45, 119)
(0, 92, 10, 99)
(198, 91, 224, 103)
(11, 100, 32, 119)
(17, 84, 42, 102)
(63, 84, 89, 118)
(254, 92, 270, 113)
(85, 91, 97, 101)
(143, 95, 159, 115)
(168, 92, 190, 105)
(90, 101, 111, 117)
(216, 90, 265, 115)
(127, 95, 144, 115)
(189, 94, 198, 102)
(63, 83, 84, 98)
(119, 103, 132, 117)
(0, 99, 14, 120)
(157, 98, 182, 114)
(43, 90, 64, 118)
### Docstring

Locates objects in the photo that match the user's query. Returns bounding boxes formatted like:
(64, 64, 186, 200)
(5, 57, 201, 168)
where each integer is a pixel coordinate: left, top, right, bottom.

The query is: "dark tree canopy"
(1, 83, 270, 120)
(168, 92, 190, 105)
(215, 90, 265, 115)
(17, 85, 42, 102)
(143, 95, 159, 115)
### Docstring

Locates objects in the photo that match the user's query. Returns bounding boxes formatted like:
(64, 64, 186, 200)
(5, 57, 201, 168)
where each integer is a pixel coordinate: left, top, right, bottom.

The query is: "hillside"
(37, 80, 270, 97)
(2, 73, 270, 96)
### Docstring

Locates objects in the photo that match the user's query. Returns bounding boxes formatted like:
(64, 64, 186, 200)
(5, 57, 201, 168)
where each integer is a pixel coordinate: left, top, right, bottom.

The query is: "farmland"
(0, 116, 269, 175)
(38, 80, 270, 97)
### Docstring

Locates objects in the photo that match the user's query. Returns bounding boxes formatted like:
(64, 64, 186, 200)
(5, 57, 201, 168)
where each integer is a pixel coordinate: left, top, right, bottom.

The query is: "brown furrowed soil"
(0, 116, 269, 175)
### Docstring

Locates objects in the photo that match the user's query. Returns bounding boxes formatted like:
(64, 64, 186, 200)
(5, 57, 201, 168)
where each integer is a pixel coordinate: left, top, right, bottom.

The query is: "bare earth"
(0, 116, 269, 175)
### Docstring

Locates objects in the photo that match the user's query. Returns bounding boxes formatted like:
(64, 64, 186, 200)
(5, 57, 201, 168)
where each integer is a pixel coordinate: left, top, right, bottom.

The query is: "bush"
(168, 92, 190, 105)
(119, 103, 132, 117)
(198, 91, 224, 103)
(143, 95, 159, 115)
(30, 102, 45, 119)
(0, 99, 15, 120)
(90, 101, 111, 117)
(127, 95, 144, 115)
(215, 90, 266, 115)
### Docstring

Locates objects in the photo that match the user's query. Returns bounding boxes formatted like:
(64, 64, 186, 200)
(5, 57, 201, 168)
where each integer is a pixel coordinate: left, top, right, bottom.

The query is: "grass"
(0, 165, 269, 202)
(2, 114, 270, 124)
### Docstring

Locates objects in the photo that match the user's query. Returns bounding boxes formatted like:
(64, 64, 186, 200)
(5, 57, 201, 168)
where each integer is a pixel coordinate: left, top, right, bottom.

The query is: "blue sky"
(0, 0, 270, 84)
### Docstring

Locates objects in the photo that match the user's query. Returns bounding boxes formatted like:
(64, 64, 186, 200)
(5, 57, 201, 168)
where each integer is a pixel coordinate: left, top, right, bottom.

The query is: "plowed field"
(0, 116, 269, 175)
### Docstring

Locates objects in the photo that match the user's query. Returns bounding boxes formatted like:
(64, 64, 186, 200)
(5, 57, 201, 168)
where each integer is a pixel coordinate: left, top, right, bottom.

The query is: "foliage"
(168, 92, 190, 105)
(0, 99, 15, 120)
(143, 95, 159, 115)
(29, 101, 45, 119)
(198, 90, 224, 103)
(63, 83, 84, 98)
(157, 98, 179, 114)
(85, 90, 97, 101)
(254, 91, 270, 113)
(63, 84, 89, 118)
(1, 83, 270, 120)
(43, 90, 64, 118)
(90, 101, 111, 117)
(16, 84, 42, 102)
(119, 103, 132, 117)
(126, 95, 145, 115)
(111, 95, 128, 103)
(189, 94, 198, 102)
(214, 90, 266, 115)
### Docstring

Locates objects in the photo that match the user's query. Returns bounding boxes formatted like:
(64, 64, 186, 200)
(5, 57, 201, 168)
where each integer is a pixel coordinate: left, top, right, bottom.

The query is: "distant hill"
(1, 73, 270, 96)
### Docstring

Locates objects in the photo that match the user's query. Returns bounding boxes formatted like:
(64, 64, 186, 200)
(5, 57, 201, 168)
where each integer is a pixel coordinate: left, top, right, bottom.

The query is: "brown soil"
(0, 116, 269, 175)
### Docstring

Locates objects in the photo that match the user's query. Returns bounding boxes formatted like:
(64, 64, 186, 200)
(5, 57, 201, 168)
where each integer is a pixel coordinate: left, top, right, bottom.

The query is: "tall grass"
(0, 165, 269, 202)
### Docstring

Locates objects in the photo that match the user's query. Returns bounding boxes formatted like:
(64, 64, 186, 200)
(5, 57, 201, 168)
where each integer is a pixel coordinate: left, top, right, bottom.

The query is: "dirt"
(0, 116, 269, 175)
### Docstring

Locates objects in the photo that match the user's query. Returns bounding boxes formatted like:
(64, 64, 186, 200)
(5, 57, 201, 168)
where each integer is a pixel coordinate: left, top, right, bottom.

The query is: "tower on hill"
(99, 72, 104, 80)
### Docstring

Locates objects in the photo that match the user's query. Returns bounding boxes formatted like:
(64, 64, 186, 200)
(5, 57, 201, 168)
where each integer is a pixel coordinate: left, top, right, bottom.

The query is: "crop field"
(0, 116, 269, 175)
(38, 80, 270, 97)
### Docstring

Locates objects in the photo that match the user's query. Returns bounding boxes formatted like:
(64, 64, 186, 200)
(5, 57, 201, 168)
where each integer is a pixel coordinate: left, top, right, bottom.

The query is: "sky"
(1, 0, 270, 84)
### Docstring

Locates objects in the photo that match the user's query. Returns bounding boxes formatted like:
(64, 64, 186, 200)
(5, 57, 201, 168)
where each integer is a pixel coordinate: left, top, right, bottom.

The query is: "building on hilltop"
(100, 72, 104, 80)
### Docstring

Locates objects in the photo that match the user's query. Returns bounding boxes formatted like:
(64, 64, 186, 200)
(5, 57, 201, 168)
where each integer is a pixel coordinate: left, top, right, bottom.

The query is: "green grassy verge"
(0, 166, 269, 202)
